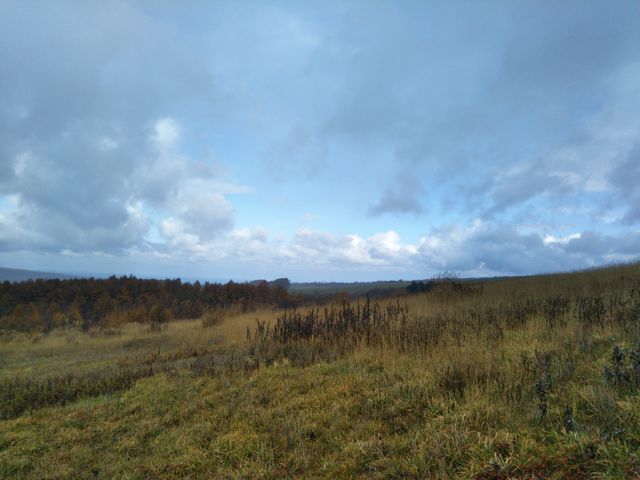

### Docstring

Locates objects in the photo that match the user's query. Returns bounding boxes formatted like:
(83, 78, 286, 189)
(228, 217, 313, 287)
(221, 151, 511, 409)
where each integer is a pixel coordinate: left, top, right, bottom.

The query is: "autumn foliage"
(0, 276, 299, 332)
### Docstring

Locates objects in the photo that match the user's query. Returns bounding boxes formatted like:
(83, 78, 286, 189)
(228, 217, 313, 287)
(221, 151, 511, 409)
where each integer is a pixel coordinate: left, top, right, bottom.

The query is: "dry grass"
(2, 262, 640, 478)
(0, 307, 283, 380)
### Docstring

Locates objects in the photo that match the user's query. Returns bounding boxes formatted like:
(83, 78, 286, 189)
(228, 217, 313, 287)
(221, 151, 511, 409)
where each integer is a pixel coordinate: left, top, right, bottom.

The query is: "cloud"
(141, 208, 640, 278)
(458, 56, 640, 225)
(265, 124, 328, 180)
(152, 118, 181, 153)
(368, 171, 425, 216)
(153, 226, 420, 272)
(564, 230, 640, 259)
(315, 1, 640, 222)
(416, 221, 640, 276)
(1, 1, 639, 280)
(165, 189, 235, 239)
(0, 3, 241, 255)
(0, 112, 241, 255)
(144, 221, 640, 280)
(609, 143, 640, 223)
(479, 163, 572, 215)
(543, 233, 581, 246)
(286, 229, 418, 267)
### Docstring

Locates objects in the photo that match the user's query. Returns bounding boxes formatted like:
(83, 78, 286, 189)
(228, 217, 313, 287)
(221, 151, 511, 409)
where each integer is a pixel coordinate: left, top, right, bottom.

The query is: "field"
(289, 280, 411, 298)
(2, 264, 640, 478)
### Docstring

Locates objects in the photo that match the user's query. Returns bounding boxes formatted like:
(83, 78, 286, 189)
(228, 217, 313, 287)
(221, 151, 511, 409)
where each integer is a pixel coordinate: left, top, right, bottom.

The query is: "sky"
(1, 1, 639, 282)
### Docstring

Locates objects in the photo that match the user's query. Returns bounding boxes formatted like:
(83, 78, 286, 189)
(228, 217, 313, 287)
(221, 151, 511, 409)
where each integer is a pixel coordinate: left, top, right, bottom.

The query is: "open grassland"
(289, 280, 410, 298)
(2, 264, 640, 478)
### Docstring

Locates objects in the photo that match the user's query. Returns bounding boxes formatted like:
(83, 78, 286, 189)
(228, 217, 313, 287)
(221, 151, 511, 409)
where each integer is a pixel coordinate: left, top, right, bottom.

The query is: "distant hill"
(290, 280, 413, 298)
(249, 278, 292, 289)
(0, 266, 80, 282)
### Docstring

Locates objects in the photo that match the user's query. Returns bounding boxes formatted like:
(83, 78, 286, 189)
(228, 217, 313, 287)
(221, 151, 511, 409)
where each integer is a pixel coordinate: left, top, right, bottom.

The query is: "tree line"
(0, 276, 301, 332)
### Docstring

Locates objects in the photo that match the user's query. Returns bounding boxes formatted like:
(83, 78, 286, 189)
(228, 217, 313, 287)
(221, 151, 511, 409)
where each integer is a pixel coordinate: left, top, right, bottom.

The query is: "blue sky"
(1, 1, 639, 281)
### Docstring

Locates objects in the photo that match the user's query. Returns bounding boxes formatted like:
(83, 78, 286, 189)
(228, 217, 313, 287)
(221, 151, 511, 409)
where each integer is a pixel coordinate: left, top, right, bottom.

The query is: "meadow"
(2, 263, 640, 478)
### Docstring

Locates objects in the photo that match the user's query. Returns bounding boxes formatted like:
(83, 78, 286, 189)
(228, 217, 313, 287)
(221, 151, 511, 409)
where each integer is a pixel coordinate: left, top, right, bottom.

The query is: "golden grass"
(0, 306, 283, 381)
(2, 263, 640, 478)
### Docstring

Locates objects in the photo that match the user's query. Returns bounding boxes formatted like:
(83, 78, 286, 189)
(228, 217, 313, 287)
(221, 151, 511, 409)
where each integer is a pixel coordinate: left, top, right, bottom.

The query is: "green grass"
(2, 263, 640, 478)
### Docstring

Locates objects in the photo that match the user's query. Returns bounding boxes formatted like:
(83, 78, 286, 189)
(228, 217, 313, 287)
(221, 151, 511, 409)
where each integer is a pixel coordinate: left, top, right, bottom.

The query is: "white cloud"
(139, 221, 640, 278)
(170, 189, 234, 238)
(152, 117, 181, 153)
(0, 111, 244, 255)
(543, 233, 581, 246)
(98, 136, 119, 152)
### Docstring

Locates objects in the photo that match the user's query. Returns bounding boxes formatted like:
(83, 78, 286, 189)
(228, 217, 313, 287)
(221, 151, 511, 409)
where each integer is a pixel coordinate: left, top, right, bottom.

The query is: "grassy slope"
(2, 264, 640, 478)
(290, 280, 410, 297)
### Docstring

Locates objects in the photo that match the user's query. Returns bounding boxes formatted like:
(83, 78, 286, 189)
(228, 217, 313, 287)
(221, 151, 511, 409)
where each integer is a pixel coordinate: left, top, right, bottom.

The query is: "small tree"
(147, 304, 173, 330)
(270, 278, 291, 289)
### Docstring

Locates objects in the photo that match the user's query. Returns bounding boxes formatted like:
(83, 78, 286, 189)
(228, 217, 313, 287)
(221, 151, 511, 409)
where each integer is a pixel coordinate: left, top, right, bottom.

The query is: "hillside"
(1, 263, 640, 478)
(290, 279, 411, 297)
(0, 266, 80, 283)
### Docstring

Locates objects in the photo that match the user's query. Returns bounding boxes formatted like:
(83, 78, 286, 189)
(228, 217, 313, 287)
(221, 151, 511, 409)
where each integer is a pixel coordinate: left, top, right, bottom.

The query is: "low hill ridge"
(0, 266, 80, 282)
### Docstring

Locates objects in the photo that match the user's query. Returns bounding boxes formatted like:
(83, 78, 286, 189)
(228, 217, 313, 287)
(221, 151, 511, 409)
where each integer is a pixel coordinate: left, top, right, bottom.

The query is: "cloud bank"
(0, 1, 639, 280)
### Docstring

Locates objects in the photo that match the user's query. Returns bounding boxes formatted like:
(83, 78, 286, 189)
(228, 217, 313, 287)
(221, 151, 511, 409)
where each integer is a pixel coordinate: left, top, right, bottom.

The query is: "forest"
(0, 276, 300, 332)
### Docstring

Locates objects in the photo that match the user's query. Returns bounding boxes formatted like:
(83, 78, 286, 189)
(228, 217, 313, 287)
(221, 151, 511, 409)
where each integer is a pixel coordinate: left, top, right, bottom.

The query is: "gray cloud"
(418, 223, 562, 275)
(0, 2, 236, 254)
(320, 2, 639, 154)
(368, 172, 425, 216)
(609, 144, 640, 223)
(483, 165, 572, 216)
(315, 1, 640, 217)
(265, 124, 328, 180)
(418, 222, 640, 276)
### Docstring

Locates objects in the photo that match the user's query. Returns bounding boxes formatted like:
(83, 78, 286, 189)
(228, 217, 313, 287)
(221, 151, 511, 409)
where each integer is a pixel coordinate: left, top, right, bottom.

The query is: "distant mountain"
(0, 266, 80, 282)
